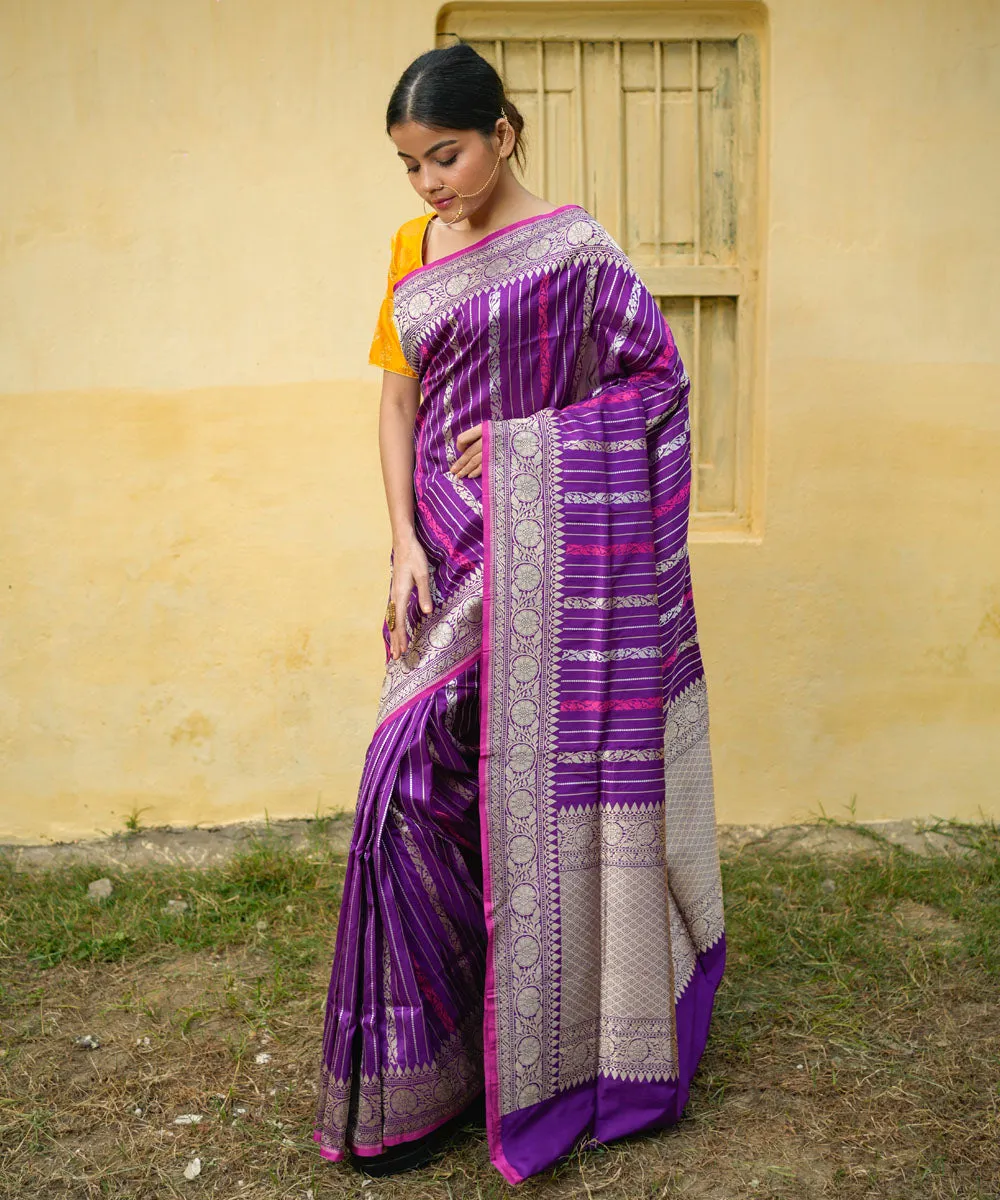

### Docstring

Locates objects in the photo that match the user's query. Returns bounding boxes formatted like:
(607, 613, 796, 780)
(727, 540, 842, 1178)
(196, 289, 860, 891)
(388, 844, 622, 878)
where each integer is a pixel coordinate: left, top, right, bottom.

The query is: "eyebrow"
(397, 138, 459, 160)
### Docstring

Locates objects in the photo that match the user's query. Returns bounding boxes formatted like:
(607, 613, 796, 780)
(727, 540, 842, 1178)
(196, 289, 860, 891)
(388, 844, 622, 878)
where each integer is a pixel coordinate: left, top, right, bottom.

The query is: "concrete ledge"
(0, 815, 985, 872)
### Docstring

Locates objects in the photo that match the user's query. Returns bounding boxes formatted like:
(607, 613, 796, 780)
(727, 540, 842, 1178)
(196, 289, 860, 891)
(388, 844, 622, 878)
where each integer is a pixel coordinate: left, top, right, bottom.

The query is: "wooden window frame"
(437, 3, 768, 539)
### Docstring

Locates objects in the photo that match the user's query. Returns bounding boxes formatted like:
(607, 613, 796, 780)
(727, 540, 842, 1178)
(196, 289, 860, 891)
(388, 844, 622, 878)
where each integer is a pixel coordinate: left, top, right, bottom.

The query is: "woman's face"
(390, 121, 506, 220)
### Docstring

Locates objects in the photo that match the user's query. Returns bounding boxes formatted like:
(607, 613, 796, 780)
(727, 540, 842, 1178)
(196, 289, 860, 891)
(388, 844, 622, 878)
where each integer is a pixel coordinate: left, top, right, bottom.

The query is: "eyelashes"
(406, 154, 459, 174)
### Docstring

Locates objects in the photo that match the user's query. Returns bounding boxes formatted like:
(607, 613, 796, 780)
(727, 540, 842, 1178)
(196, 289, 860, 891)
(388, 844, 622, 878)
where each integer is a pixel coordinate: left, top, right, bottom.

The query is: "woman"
(314, 42, 725, 1185)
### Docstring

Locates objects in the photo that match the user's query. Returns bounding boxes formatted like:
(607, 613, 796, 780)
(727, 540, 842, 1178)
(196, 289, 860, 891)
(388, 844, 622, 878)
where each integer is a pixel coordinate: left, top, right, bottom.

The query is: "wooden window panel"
(439, 5, 765, 535)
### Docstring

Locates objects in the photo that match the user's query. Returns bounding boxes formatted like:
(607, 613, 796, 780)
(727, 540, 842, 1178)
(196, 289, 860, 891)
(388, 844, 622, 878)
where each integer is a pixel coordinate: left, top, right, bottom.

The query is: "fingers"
(450, 449, 483, 478)
(387, 566, 434, 661)
(455, 423, 483, 451)
(451, 425, 484, 478)
(389, 574, 410, 661)
(416, 572, 433, 616)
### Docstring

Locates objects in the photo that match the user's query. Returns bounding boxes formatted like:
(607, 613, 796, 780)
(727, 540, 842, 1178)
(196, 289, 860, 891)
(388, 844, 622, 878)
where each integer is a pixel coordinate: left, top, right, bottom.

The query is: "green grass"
(718, 821, 1000, 1059)
(1, 820, 998, 1199)
(0, 836, 346, 971)
(121, 806, 152, 835)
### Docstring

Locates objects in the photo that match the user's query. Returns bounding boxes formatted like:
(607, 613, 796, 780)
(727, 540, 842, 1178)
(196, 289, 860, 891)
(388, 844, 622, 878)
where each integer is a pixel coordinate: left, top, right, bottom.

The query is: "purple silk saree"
(314, 204, 725, 1183)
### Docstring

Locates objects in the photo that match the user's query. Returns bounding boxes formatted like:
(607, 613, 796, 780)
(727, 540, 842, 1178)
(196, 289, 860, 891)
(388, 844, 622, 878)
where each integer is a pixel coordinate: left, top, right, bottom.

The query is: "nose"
(419, 165, 444, 194)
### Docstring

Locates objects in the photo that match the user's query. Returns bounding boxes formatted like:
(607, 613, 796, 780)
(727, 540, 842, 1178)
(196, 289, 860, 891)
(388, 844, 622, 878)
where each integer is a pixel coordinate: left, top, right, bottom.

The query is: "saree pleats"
(314, 661, 486, 1160)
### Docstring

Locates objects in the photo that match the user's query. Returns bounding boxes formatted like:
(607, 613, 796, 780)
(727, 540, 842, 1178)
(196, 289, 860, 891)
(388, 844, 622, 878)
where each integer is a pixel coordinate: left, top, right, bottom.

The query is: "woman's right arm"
(378, 369, 433, 660)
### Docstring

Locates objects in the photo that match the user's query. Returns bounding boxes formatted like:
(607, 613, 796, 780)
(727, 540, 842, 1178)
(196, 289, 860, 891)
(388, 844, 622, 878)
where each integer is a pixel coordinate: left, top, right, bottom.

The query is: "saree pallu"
(315, 205, 725, 1184)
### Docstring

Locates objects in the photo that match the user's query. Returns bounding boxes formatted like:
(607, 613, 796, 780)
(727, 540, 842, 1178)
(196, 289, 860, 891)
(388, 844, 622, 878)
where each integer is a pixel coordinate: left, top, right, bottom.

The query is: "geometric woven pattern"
(558, 802, 677, 1085)
(662, 679, 724, 989)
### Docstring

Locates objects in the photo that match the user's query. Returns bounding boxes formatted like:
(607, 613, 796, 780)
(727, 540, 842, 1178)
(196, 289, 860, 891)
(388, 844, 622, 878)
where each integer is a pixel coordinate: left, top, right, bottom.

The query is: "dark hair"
(386, 42, 526, 170)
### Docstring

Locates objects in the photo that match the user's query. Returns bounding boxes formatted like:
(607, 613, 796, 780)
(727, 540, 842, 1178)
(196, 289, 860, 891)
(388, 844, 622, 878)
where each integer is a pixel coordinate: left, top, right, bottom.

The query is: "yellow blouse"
(368, 213, 435, 378)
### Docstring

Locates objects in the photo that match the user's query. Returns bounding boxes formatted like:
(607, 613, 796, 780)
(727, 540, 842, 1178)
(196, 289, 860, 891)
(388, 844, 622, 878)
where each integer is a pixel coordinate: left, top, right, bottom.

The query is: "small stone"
(234, 1106, 248, 1116)
(74, 1034, 101, 1051)
(285, 905, 295, 914)
(133, 1107, 143, 1117)
(255, 919, 268, 933)
(183, 1157, 201, 1181)
(174, 1113, 203, 1125)
(136, 1036, 151, 1047)
(87, 878, 114, 901)
(821, 878, 836, 893)
(253, 1051, 272, 1065)
(162, 899, 189, 916)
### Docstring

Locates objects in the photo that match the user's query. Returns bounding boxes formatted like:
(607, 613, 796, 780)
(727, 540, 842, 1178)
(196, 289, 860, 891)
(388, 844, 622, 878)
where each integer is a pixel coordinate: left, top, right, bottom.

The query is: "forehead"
(390, 121, 475, 157)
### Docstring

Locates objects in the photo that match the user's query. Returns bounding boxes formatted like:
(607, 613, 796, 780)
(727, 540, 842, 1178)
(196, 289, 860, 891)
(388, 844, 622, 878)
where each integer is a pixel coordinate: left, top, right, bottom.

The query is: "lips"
(432, 196, 454, 210)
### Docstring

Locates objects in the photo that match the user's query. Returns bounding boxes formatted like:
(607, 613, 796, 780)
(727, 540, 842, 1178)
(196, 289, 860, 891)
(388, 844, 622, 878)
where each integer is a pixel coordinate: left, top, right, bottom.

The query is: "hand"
(450, 424, 483, 479)
(388, 535, 433, 661)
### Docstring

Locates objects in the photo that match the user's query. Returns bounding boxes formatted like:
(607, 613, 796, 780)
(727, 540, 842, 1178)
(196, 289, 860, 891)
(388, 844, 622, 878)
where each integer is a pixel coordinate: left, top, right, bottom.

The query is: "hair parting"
(386, 42, 526, 170)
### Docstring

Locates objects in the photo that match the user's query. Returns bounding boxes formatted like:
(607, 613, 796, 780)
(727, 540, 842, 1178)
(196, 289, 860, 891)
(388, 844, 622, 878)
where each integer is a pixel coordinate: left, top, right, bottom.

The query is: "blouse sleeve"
(368, 231, 418, 379)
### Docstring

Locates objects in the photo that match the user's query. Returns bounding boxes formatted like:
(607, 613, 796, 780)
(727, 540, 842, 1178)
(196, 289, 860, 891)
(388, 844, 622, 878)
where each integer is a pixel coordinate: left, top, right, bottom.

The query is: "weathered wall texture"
(2, 1, 998, 841)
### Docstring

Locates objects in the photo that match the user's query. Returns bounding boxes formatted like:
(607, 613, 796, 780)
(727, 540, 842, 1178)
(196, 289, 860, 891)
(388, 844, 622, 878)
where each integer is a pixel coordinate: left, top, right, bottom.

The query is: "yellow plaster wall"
(1, 0, 998, 841)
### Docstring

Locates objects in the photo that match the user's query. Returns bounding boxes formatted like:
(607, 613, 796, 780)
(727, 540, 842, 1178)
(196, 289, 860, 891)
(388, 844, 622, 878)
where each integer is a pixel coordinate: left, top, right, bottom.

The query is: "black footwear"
(459, 1091, 487, 1130)
(352, 1133, 441, 1177)
(351, 1092, 485, 1178)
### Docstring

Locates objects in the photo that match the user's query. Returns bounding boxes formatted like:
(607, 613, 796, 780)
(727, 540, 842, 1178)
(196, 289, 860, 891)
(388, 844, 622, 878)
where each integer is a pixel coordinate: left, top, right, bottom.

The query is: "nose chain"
(429, 150, 504, 227)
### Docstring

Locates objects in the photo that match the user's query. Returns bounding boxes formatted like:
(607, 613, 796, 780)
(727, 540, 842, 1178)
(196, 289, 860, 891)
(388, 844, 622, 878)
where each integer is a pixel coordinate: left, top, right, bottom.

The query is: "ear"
(496, 117, 515, 159)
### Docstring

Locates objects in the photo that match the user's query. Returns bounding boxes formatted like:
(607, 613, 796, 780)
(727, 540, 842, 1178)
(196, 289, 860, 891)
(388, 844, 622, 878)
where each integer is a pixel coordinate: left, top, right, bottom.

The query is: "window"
(438, 5, 766, 535)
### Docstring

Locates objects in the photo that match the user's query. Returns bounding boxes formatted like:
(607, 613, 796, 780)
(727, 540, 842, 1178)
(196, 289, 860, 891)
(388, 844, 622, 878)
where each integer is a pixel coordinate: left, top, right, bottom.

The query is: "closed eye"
(406, 154, 459, 174)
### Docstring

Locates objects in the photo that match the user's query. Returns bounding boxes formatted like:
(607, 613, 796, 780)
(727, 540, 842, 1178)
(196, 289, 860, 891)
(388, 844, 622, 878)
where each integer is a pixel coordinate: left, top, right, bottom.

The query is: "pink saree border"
(371, 647, 481, 741)
(313, 1105, 465, 1162)
(476, 418, 523, 1186)
(314, 1133, 344, 1163)
(394, 204, 583, 291)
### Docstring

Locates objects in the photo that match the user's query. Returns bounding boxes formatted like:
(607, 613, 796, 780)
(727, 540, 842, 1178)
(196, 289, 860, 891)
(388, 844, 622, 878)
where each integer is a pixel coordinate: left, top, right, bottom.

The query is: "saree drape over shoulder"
(314, 204, 725, 1184)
